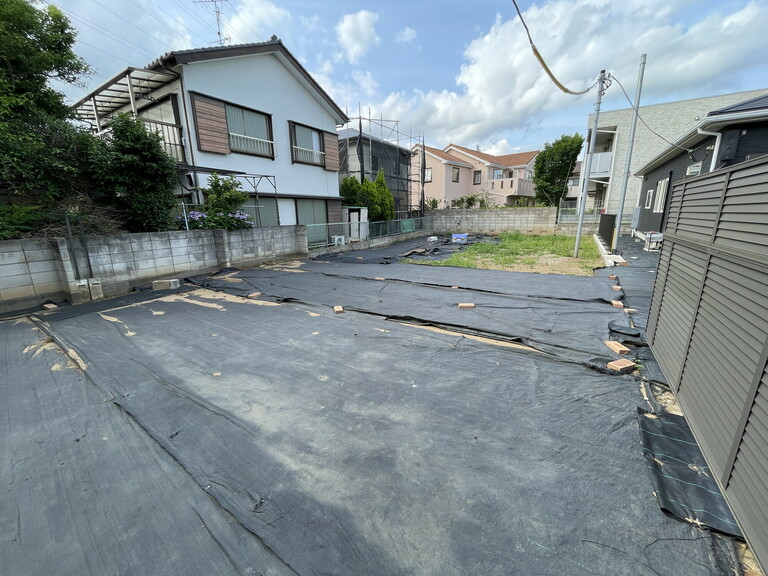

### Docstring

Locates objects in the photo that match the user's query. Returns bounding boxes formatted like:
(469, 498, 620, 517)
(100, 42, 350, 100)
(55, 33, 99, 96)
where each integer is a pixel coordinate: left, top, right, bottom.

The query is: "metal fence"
(557, 200, 605, 223)
(305, 217, 430, 248)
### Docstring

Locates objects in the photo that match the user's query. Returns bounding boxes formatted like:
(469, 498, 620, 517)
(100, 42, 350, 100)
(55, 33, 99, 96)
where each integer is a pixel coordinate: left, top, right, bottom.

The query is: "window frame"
(423, 167, 432, 183)
(225, 103, 275, 158)
(653, 178, 669, 213)
(473, 170, 481, 185)
(289, 121, 326, 166)
(645, 189, 654, 210)
(451, 166, 460, 183)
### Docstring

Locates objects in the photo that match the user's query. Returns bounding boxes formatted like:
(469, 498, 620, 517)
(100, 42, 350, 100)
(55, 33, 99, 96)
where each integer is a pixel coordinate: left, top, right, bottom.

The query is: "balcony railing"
(589, 152, 613, 177)
(229, 133, 274, 157)
(142, 119, 185, 163)
(292, 146, 325, 166)
(488, 177, 535, 197)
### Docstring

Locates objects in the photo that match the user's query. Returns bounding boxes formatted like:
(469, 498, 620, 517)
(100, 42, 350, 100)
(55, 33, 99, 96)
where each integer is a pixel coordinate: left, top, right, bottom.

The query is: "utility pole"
(574, 70, 608, 257)
(612, 54, 647, 252)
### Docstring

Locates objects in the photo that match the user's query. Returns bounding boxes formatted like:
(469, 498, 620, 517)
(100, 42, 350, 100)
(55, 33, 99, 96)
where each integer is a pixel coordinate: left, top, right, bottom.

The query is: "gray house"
(634, 93, 768, 236)
(337, 128, 414, 216)
(646, 154, 768, 573)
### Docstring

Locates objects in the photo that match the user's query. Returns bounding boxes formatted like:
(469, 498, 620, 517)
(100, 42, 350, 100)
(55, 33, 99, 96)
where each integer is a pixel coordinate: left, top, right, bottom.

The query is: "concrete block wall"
(428, 208, 557, 235)
(224, 225, 306, 268)
(0, 239, 69, 312)
(0, 226, 309, 314)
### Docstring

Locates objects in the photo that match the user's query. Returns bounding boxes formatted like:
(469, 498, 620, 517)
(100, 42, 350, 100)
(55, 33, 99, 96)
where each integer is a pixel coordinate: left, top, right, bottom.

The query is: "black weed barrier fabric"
(636, 408, 742, 538)
(1, 263, 742, 575)
(187, 261, 625, 366)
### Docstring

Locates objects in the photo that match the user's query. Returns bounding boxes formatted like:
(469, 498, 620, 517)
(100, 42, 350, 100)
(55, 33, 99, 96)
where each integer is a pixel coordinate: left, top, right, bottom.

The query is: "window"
(226, 105, 274, 157)
(473, 170, 481, 185)
(492, 168, 504, 180)
(653, 178, 669, 213)
(452, 167, 460, 182)
(138, 96, 185, 162)
(290, 122, 325, 166)
(424, 167, 432, 182)
(686, 162, 702, 177)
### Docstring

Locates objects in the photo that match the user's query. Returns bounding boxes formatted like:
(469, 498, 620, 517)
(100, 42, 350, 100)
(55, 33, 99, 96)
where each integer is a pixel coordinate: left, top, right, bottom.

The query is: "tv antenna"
(194, 0, 231, 45)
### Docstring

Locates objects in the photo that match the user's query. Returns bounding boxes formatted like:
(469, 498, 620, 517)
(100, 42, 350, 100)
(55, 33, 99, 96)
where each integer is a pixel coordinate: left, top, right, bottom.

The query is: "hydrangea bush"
(180, 210, 253, 230)
(179, 174, 254, 230)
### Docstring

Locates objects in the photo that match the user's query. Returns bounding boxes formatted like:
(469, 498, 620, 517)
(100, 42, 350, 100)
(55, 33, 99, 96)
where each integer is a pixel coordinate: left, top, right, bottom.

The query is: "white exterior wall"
(180, 54, 342, 200)
(589, 89, 766, 214)
(278, 198, 297, 224)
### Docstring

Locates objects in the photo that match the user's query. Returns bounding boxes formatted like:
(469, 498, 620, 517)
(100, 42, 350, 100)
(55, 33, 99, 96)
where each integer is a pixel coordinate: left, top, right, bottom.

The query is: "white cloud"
(335, 10, 380, 64)
(353, 70, 378, 97)
(223, 0, 291, 43)
(375, 0, 768, 149)
(300, 15, 321, 31)
(395, 27, 417, 43)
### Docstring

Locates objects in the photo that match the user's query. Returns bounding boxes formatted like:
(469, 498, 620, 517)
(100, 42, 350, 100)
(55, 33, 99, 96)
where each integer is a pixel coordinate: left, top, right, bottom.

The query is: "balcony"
(488, 177, 535, 197)
(588, 152, 613, 177)
(142, 119, 186, 163)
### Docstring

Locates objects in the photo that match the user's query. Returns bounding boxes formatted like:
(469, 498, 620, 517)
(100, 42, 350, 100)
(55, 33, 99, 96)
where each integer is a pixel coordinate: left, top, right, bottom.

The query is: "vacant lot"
(414, 232, 604, 275)
(2, 259, 730, 576)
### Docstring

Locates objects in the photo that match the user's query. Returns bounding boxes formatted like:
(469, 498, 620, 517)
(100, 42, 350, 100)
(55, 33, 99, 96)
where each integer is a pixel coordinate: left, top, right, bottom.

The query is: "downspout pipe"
(697, 128, 722, 173)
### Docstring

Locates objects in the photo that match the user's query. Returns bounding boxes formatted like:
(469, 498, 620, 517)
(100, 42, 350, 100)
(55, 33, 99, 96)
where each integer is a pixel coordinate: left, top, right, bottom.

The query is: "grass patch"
(416, 232, 604, 276)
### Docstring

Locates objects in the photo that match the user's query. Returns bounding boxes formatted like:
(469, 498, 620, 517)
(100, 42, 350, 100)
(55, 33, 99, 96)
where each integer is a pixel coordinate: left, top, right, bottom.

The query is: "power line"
(89, 0, 175, 52)
(611, 74, 694, 154)
(511, 0, 596, 96)
(55, 5, 158, 61)
(221, 2, 265, 44)
(166, 0, 221, 37)
(125, 0, 214, 48)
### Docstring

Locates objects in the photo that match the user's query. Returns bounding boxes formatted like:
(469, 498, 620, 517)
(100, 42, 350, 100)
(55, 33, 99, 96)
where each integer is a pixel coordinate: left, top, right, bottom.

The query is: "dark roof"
(708, 93, 768, 116)
(152, 39, 348, 124)
(74, 38, 348, 126)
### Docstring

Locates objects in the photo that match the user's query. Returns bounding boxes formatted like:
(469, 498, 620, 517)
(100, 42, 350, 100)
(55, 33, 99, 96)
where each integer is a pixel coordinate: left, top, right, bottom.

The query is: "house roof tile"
(444, 144, 539, 168)
(422, 145, 473, 166)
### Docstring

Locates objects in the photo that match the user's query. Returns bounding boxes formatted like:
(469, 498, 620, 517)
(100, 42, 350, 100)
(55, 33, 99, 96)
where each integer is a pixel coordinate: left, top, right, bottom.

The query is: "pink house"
(415, 144, 538, 208)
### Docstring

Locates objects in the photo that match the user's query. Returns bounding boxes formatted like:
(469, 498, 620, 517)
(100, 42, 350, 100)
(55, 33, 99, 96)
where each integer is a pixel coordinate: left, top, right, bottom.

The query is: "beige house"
(415, 144, 538, 208)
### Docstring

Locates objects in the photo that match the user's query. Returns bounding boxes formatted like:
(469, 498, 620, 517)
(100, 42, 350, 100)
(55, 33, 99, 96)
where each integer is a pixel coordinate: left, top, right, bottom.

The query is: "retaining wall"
(0, 226, 306, 314)
(428, 208, 558, 235)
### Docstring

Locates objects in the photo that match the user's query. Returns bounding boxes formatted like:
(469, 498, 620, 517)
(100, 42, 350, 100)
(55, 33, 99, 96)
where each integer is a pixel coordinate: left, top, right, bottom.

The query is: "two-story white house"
(73, 38, 349, 238)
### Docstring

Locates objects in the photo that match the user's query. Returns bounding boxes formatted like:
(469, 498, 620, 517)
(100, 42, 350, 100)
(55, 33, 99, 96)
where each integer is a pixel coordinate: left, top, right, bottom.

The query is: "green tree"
(533, 133, 584, 206)
(0, 0, 101, 236)
(340, 172, 394, 221)
(203, 174, 248, 213)
(0, 0, 89, 123)
(97, 115, 178, 233)
(340, 176, 362, 206)
(370, 170, 395, 221)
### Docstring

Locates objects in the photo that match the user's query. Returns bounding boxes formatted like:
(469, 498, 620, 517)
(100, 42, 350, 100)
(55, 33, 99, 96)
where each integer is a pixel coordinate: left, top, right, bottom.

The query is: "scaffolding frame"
(338, 108, 425, 218)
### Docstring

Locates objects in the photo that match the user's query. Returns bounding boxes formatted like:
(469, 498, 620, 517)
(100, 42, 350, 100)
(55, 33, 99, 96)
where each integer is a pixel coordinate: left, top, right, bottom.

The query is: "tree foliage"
(340, 172, 394, 221)
(533, 133, 584, 206)
(1, 0, 94, 195)
(183, 173, 253, 230)
(203, 174, 248, 214)
(97, 115, 179, 233)
(0, 0, 89, 122)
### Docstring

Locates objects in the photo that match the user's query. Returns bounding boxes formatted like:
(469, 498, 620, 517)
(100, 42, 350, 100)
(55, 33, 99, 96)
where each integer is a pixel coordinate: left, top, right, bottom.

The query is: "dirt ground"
(472, 253, 606, 276)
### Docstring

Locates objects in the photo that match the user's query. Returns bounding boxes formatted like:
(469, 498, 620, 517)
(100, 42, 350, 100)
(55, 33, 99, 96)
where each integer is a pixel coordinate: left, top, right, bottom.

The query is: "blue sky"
(51, 0, 768, 154)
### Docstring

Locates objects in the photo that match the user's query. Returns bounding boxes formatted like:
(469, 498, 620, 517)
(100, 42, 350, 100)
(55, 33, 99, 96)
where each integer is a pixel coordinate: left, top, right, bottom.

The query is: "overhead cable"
(511, 0, 594, 96)
(611, 75, 694, 153)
